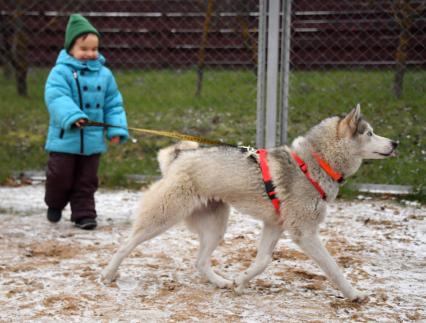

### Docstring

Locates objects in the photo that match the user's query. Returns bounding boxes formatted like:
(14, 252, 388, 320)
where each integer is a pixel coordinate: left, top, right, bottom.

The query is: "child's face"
(69, 33, 99, 61)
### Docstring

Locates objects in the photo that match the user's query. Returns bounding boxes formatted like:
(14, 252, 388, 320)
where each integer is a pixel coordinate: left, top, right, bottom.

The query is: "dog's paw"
(234, 284, 246, 295)
(233, 275, 247, 294)
(349, 291, 369, 303)
(100, 269, 119, 284)
(233, 279, 246, 295)
(214, 278, 234, 289)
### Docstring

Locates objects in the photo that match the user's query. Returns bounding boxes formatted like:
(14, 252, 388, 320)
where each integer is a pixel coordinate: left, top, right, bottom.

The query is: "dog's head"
(338, 104, 398, 159)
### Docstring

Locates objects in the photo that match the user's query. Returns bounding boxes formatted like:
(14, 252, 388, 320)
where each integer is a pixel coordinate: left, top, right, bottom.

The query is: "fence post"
(257, 0, 292, 148)
(264, 0, 281, 148)
(279, 0, 292, 145)
(256, 0, 267, 148)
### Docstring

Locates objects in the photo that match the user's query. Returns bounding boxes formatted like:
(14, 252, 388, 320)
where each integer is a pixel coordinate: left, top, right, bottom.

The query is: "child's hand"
(110, 136, 120, 144)
(74, 119, 87, 128)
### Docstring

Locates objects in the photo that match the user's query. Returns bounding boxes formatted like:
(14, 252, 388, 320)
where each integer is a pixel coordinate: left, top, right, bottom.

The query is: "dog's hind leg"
(291, 230, 367, 302)
(101, 179, 197, 283)
(234, 221, 283, 294)
(185, 200, 233, 288)
(101, 218, 181, 283)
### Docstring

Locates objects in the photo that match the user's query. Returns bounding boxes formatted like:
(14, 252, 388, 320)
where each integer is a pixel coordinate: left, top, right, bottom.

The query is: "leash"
(85, 120, 282, 216)
(85, 120, 343, 215)
(84, 120, 238, 148)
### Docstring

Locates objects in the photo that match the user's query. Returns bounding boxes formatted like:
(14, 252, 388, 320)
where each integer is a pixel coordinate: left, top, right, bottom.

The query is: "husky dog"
(102, 104, 397, 302)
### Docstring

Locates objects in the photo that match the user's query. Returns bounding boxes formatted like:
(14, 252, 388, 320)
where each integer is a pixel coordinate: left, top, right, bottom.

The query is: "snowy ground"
(0, 184, 425, 322)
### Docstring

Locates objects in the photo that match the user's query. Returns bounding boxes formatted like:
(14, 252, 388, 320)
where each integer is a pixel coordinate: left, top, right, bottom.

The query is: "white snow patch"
(0, 185, 425, 322)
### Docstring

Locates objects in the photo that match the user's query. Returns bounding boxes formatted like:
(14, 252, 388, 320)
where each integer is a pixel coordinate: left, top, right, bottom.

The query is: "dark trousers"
(44, 152, 101, 221)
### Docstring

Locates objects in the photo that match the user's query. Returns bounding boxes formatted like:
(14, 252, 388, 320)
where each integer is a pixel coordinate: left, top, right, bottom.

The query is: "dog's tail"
(157, 141, 199, 175)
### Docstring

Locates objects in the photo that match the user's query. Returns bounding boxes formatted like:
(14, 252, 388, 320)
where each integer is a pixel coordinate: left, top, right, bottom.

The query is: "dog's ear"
(338, 104, 362, 138)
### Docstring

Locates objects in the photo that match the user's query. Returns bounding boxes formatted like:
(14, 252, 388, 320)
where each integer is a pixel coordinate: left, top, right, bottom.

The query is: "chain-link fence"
(283, 0, 425, 196)
(1, 0, 425, 195)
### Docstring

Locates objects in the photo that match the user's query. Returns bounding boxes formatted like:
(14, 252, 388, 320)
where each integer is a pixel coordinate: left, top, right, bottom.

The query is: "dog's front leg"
(294, 232, 368, 302)
(234, 222, 282, 294)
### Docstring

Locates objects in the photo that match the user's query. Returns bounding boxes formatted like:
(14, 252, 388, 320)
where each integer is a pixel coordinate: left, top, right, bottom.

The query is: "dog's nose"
(391, 141, 398, 149)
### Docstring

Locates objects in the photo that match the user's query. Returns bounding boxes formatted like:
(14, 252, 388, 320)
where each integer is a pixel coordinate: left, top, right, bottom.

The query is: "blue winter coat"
(44, 49, 129, 155)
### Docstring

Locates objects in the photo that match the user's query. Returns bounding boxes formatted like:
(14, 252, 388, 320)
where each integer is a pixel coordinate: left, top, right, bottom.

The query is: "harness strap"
(290, 151, 327, 200)
(256, 149, 281, 215)
(311, 152, 344, 183)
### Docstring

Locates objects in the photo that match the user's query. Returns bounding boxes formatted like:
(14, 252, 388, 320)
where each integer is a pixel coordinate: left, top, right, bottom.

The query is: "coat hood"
(56, 49, 106, 71)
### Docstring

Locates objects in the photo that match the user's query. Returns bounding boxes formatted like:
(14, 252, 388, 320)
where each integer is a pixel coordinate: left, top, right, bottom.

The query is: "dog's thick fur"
(102, 105, 397, 302)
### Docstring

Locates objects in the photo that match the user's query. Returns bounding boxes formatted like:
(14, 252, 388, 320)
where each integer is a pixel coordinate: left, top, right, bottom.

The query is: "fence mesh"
(1, 0, 425, 194)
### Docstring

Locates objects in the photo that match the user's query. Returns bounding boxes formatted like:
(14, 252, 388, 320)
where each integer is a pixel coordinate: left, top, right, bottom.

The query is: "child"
(44, 14, 129, 230)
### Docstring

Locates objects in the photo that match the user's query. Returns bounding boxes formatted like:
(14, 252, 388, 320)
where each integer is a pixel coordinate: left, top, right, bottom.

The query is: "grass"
(0, 68, 425, 200)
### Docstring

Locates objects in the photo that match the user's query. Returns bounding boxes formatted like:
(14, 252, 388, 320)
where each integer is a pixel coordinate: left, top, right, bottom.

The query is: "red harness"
(311, 151, 344, 183)
(256, 149, 344, 215)
(291, 151, 326, 200)
(257, 149, 281, 215)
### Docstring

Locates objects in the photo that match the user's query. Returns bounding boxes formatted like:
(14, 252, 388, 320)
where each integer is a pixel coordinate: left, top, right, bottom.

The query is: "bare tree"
(0, 0, 29, 96)
(392, 0, 425, 98)
(0, 0, 15, 79)
(13, 0, 29, 96)
(196, 0, 215, 97)
(195, 0, 257, 97)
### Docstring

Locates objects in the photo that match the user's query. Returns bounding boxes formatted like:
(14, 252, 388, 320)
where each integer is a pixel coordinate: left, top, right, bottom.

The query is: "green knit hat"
(64, 14, 100, 51)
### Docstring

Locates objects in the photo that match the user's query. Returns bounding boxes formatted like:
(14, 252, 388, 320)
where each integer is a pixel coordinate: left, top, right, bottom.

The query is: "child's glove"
(110, 136, 120, 144)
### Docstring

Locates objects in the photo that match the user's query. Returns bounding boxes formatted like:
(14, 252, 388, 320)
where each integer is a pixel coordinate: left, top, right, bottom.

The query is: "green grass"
(0, 68, 424, 200)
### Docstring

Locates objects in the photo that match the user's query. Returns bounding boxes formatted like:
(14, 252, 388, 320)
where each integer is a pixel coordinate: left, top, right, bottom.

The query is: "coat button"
(97, 86, 101, 91)
(83, 86, 88, 91)
(85, 103, 90, 108)
(96, 103, 100, 108)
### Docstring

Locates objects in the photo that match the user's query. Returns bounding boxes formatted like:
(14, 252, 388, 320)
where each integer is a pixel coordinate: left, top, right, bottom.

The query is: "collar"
(256, 149, 281, 216)
(311, 151, 344, 183)
(290, 150, 343, 200)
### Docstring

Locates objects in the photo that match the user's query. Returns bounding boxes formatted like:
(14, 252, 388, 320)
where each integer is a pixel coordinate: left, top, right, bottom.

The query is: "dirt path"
(0, 185, 425, 322)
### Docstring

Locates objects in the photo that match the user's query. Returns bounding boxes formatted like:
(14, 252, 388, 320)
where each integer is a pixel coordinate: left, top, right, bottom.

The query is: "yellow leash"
(85, 120, 236, 147)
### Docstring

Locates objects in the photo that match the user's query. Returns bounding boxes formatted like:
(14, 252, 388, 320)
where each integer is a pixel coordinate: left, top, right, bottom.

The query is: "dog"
(101, 104, 397, 302)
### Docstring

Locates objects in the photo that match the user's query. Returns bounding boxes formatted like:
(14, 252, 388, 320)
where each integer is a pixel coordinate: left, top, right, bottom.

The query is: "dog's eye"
(366, 131, 373, 137)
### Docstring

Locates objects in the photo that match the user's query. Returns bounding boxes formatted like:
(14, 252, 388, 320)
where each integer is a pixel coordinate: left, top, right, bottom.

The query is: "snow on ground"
(0, 184, 425, 322)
